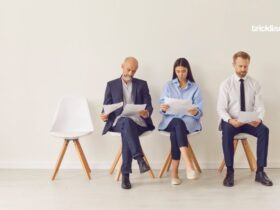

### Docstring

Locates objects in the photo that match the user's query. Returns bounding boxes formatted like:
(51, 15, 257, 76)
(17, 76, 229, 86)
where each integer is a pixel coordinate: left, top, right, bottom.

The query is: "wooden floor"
(0, 169, 279, 210)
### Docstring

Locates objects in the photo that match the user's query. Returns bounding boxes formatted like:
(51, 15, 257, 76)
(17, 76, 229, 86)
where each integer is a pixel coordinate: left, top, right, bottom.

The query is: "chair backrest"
(50, 96, 94, 133)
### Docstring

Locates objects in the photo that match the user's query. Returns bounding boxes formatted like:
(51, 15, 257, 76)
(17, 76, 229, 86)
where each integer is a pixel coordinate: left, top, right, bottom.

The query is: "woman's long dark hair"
(172, 57, 195, 82)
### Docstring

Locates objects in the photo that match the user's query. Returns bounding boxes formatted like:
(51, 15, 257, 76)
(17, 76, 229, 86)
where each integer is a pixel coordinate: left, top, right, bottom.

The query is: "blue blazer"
(102, 77, 155, 135)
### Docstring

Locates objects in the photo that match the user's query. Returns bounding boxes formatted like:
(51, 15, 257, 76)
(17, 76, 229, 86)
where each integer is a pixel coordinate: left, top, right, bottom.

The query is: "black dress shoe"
(255, 171, 273, 186)
(137, 158, 150, 174)
(121, 175, 131, 189)
(223, 171, 234, 187)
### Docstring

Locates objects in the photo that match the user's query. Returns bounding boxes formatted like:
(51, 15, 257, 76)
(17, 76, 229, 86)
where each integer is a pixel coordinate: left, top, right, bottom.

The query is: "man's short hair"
(233, 51, 251, 62)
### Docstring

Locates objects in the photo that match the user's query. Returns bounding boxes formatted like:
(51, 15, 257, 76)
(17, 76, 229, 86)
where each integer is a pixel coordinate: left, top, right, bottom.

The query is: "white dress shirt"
(217, 73, 265, 122)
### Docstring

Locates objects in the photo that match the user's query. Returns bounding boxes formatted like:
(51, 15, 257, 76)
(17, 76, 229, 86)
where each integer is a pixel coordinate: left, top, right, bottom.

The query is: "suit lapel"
(132, 78, 137, 103)
(116, 77, 124, 102)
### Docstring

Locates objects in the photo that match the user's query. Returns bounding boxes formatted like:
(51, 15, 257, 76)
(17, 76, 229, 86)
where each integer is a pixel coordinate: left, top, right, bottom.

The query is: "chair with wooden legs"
(218, 133, 257, 173)
(108, 131, 155, 181)
(50, 96, 94, 180)
(158, 131, 202, 178)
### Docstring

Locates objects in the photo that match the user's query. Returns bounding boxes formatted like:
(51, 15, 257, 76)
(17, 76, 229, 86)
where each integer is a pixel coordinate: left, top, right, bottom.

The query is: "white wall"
(0, 0, 279, 169)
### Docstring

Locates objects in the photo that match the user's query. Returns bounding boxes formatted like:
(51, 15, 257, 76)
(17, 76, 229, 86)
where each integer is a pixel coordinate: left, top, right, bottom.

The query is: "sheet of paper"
(103, 102, 123, 115)
(121, 104, 146, 116)
(164, 97, 196, 115)
(238, 111, 259, 123)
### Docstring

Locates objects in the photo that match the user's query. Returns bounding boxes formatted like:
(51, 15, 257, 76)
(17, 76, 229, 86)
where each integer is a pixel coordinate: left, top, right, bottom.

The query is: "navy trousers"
(221, 120, 269, 168)
(111, 117, 149, 174)
(163, 118, 189, 160)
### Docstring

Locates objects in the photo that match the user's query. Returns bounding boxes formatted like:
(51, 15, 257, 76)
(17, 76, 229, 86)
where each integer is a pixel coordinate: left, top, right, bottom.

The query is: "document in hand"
(121, 104, 146, 116)
(238, 111, 259, 123)
(103, 102, 123, 115)
(164, 97, 196, 115)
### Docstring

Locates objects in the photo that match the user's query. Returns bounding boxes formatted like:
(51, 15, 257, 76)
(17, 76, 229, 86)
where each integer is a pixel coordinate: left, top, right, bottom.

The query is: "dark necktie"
(240, 79, 245, 111)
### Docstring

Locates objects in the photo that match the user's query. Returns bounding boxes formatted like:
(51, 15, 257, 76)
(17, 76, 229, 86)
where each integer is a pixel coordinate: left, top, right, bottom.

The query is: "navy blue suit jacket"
(102, 77, 155, 135)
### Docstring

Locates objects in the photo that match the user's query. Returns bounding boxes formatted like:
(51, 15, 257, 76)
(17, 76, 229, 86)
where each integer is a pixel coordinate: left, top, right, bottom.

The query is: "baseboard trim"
(0, 161, 279, 169)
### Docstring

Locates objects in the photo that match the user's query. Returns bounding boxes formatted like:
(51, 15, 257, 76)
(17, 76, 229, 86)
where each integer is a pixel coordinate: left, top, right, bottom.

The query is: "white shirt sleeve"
(254, 81, 265, 120)
(217, 81, 231, 122)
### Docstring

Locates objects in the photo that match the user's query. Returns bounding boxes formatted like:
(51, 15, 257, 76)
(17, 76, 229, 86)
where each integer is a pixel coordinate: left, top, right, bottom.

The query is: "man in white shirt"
(217, 51, 272, 187)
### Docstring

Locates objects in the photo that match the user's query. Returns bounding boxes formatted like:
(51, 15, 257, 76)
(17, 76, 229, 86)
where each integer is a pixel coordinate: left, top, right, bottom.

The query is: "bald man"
(100, 57, 155, 189)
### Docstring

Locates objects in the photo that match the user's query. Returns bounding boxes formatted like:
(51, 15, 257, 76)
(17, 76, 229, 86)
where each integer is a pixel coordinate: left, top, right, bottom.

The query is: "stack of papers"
(164, 97, 196, 115)
(238, 111, 259, 123)
(103, 102, 146, 117)
(103, 102, 123, 115)
(121, 104, 146, 116)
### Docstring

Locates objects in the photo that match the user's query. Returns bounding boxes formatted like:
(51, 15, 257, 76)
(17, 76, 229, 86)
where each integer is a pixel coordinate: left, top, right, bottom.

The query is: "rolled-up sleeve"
(192, 86, 203, 120)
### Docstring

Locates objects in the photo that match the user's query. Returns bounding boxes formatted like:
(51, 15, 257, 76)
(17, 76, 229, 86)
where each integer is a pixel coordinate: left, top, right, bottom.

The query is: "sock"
(122, 173, 129, 178)
(136, 156, 144, 162)
(227, 166, 234, 173)
(257, 166, 264, 173)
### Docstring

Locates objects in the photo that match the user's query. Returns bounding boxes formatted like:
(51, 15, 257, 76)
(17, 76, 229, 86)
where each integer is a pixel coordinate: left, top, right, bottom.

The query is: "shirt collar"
(121, 76, 132, 87)
(233, 73, 247, 82)
(172, 78, 192, 89)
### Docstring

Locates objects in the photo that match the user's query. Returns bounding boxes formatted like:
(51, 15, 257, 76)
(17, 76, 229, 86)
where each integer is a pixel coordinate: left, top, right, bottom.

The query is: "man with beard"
(100, 57, 155, 189)
(217, 51, 273, 187)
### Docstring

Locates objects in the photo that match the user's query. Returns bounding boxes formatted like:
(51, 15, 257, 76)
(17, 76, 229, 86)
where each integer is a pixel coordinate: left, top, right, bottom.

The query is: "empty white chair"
(50, 96, 94, 180)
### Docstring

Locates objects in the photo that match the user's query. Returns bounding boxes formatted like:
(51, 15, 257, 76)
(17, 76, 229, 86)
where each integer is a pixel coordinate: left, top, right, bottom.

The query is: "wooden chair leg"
(143, 153, 155, 178)
(115, 157, 122, 181)
(73, 140, 91, 180)
(166, 154, 172, 172)
(51, 140, 70, 180)
(75, 140, 91, 173)
(242, 139, 257, 172)
(218, 160, 226, 173)
(218, 139, 239, 173)
(188, 143, 202, 173)
(109, 145, 122, 175)
(158, 148, 171, 178)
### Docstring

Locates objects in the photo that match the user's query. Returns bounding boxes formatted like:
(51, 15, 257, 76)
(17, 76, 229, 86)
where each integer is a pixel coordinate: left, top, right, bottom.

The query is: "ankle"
(171, 171, 179, 178)
(186, 165, 194, 172)
(136, 156, 144, 163)
(257, 166, 264, 173)
(227, 166, 234, 174)
(122, 173, 129, 178)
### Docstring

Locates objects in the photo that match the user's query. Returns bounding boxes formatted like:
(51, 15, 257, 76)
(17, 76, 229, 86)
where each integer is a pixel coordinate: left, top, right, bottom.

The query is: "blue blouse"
(158, 78, 203, 133)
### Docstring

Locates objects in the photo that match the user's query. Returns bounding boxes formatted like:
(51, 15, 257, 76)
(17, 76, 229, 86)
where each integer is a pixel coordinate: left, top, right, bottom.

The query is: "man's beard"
(238, 71, 247, 77)
(122, 74, 132, 82)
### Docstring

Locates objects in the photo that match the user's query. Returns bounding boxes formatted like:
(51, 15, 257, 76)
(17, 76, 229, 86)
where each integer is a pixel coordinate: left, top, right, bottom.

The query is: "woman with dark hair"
(158, 57, 203, 185)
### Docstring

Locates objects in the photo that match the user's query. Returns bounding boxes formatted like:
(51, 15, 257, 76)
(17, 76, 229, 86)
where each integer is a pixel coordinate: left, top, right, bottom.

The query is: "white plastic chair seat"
(50, 131, 93, 139)
(108, 131, 152, 137)
(234, 133, 248, 139)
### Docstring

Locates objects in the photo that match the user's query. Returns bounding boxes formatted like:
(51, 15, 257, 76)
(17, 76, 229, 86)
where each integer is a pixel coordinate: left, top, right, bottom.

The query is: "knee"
(122, 117, 135, 127)
(222, 121, 236, 135)
(119, 118, 136, 132)
(259, 124, 269, 136)
(171, 118, 185, 128)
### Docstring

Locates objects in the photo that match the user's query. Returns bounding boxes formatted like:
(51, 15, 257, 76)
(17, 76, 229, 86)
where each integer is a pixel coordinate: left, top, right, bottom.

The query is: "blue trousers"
(111, 117, 149, 174)
(163, 118, 189, 160)
(221, 120, 269, 168)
